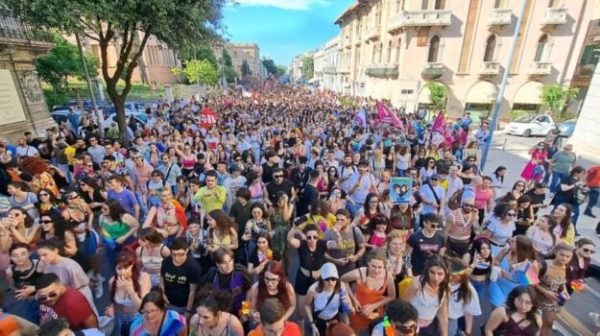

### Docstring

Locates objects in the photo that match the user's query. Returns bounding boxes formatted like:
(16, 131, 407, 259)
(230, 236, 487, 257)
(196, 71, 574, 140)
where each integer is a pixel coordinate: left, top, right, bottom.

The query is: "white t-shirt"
(448, 282, 482, 319)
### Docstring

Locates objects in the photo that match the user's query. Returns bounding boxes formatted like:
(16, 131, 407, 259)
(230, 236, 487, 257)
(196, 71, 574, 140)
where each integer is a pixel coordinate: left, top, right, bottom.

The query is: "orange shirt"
(248, 322, 302, 336)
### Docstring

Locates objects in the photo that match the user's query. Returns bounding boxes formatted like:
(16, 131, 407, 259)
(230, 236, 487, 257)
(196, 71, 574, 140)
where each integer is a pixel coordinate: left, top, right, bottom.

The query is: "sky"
(222, 0, 355, 66)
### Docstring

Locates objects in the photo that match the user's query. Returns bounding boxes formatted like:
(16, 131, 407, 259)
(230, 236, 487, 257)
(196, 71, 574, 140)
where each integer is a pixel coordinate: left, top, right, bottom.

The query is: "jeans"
(585, 187, 600, 213)
(113, 312, 136, 336)
(395, 168, 407, 177)
(57, 163, 73, 186)
(449, 318, 459, 336)
(134, 191, 148, 219)
(347, 202, 363, 218)
(550, 171, 569, 193)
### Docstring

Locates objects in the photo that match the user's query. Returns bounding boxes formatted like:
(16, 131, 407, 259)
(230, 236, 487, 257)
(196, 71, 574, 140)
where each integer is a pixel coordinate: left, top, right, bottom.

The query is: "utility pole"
(75, 33, 103, 137)
(480, 0, 528, 172)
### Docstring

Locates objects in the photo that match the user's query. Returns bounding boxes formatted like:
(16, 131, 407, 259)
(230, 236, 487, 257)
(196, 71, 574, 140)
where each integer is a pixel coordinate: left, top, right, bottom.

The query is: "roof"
(334, 0, 368, 25)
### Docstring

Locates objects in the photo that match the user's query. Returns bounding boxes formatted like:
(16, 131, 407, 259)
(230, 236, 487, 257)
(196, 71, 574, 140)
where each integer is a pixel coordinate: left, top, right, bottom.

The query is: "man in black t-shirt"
(408, 213, 446, 275)
(296, 170, 320, 217)
(160, 238, 202, 317)
(261, 150, 278, 184)
(265, 168, 295, 207)
(525, 182, 548, 217)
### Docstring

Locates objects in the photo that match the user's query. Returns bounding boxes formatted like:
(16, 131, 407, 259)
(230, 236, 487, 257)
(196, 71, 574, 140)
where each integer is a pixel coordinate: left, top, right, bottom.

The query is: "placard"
(0, 69, 27, 126)
(390, 177, 412, 204)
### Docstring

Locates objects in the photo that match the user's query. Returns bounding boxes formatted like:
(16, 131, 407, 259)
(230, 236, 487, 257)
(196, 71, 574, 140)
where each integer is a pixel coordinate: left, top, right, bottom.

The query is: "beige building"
(333, 0, 597, 119)
(222, 43, 264, 80)
(66, 32, 182, 85)
(314, 36, 343, 92)
(289, 51, 314, 83)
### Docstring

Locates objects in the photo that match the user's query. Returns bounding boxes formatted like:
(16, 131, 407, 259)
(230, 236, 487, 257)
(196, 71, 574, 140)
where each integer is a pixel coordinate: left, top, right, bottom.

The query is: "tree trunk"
(113, 96, 128, 145)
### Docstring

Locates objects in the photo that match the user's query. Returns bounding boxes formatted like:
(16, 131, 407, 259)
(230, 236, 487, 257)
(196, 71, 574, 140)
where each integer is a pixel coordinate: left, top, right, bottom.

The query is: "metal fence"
(0, 7, 52, 42)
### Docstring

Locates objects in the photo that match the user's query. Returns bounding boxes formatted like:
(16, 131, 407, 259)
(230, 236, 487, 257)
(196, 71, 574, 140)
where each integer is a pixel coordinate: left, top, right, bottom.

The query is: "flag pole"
(480, 0, 527, 172)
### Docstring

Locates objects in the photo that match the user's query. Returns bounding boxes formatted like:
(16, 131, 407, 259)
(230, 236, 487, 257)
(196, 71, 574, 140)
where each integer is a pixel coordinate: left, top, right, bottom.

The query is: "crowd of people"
(0, 84, 598, 336)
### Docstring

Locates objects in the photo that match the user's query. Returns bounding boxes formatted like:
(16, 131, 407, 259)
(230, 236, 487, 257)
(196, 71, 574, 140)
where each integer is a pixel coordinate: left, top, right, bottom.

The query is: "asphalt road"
(482, 132, 600, 336)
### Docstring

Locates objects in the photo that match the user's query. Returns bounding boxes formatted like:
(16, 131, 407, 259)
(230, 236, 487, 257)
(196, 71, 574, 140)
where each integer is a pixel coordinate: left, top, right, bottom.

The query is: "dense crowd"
(0, 85, 598, 336)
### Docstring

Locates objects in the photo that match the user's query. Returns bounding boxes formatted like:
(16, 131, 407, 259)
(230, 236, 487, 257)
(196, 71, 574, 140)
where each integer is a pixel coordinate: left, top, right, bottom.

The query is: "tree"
(276, 65, 287, 76)
(541, 84, 579, 117)
(426, 82, 448, 111)
(241, 59, 252, 77)
(171, 59, 218, 86)
(221, 49, 237, 84)
(36, 32, 98, 93)
(301, 56, 314, 80)
(179, 45, 218, 68)
(5, 0, 225, 143)
(262, 58, 278, 76)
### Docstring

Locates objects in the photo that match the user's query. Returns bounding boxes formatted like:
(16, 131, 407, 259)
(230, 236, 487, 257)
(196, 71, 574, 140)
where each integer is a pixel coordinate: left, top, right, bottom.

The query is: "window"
(434, 0, 445, 9)
(494, 0, 508, 8)
(387, 41, 393, 63)
(396, 0, 403, 13)
(428, 36, 440, 62)
(372, 44, 377, 62)
(417, 27, 430, 46)
(396, 38, 402, 63)
(534, 34, 548, 62)
(484, 35, 496, 62)
(421, 0, 429, 10)
(378, 43, 383, 63)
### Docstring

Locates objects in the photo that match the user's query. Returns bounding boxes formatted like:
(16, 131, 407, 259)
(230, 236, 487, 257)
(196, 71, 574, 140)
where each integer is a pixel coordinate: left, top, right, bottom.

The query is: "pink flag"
(432, 111, 445, 133)
(376, 102, 403, 129)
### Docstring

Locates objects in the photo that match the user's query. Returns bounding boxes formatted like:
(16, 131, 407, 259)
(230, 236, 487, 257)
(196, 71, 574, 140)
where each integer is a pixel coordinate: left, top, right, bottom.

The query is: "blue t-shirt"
(107, 188, 138, 216)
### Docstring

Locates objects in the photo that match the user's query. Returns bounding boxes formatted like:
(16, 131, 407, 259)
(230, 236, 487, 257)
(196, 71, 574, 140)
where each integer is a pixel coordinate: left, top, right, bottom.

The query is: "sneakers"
(589, 312, 600, 328)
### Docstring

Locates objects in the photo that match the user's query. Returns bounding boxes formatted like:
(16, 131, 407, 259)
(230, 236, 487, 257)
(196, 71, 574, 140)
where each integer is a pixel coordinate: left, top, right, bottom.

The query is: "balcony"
(398, 10, 452, 28)
(479, 62, 501, 76)
(388, 13, 404, 32)
(542, 7, 567, 26)
(529, 62, 552, 76)
(421, 62, 444, 79)
(365, 64, 398, 78)
(364, 25, 379, 41)
(488, 8, 512, 26)
(339, 65, 351, 74)
(0, 7, 52, 43)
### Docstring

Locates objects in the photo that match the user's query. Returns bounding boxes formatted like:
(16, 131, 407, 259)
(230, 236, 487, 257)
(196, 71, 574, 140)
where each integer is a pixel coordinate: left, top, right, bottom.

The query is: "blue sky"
(222, 0, 354, 66)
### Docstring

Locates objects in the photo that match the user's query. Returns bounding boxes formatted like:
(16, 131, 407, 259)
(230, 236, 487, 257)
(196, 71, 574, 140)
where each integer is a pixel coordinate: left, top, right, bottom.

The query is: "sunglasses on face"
(323, 277, 337, 282)
(38, 291, 58, 302)
(274, 175, 284, 178)
(395, 323, 417, 333)
(506, 213, 517, 217)
(583, 248, 596, 254)
(40, 220, 53, 224)
(306, 235, 318, 241)
(39, 193, 49, 197)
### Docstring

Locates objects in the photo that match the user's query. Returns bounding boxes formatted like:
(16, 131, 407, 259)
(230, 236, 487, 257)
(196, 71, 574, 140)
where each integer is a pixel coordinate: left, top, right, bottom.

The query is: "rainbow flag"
(513, 261, 540, 286)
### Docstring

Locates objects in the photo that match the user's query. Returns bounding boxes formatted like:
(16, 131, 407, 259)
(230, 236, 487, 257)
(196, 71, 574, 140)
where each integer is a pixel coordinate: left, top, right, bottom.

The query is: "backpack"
(447, 188, 464, 210)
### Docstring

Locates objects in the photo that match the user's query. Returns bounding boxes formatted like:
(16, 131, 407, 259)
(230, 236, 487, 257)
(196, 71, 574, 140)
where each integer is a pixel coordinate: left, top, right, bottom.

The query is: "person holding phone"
(324, 209, 366, 276)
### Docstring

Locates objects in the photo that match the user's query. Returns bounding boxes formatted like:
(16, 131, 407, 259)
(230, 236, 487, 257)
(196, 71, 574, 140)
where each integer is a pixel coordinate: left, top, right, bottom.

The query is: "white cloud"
(234, 0, 331, 10)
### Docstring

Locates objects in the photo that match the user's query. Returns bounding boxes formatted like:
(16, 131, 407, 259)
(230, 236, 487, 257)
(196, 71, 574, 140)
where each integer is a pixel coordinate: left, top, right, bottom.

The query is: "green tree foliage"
(241, 59, 252, 77)
(301, 56, 314, 80)
(35, 32, 98, 93)
(426, 82, 448, 111)
(222, 49, 237, 83)
(179, 45, 218, 68)
(262, 58, 278, 76)
(4, 0, 225, 143)
(541, 84, 579, 117)
(276, 65, 287, 76)
(171, 59, 218, 86)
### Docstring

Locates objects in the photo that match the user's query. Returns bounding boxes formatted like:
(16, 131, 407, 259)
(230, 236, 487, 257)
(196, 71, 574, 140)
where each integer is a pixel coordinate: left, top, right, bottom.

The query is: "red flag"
(432, 111, 445, 133)
(199, 107, 218, 129)
(376, 102, 403, 129)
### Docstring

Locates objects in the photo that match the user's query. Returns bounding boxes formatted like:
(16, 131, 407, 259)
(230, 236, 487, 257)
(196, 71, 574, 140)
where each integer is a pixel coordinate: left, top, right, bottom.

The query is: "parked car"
(556, 118, 576, 138)
(101, 113, 147, 133)
(506, 114, 556, 137)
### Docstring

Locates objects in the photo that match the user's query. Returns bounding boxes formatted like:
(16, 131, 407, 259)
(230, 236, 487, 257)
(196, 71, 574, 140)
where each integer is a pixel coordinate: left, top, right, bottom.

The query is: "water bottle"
(339, 289, 350, 314)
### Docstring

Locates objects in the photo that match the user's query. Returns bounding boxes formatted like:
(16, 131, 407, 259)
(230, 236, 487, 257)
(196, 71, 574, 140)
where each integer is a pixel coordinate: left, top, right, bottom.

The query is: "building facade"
(334, 0, 597, 119)
(225, 43, 264, 80)
(289, 51, 314, 83)
(314, 36, 343, 92)
(0, 7, 55, 140)
(66, 32, 182, 85)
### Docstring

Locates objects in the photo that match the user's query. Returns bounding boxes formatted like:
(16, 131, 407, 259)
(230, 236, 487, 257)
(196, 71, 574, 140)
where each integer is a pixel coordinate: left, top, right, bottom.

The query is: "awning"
(465, 81, 498, 104)
(513, 81, 543, 104)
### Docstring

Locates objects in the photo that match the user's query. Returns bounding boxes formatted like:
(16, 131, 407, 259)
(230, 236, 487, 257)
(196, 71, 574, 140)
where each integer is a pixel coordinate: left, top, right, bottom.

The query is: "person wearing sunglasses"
(566, 238, 596, 295)
(371, 299, 419, 336)
(248, 261, 296, 327)
(35, 272, 98, 331)
(303, 262, 354, 336)
(407, 213, 446, 276)
(444, 197, 479, 264)
(288, 224, 327, 329)
(479, 203, 517, 257)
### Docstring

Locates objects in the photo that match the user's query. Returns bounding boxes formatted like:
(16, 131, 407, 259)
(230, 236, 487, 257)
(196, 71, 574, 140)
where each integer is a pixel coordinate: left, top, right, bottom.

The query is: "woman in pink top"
(520, 142, 549, 189)
(474, 176, 494, 226)
(176, 144, 196, 177)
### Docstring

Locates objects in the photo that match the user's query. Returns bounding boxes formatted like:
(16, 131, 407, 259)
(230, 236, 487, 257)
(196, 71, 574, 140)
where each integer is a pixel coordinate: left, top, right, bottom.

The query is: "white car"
(506, 114, 556, 137)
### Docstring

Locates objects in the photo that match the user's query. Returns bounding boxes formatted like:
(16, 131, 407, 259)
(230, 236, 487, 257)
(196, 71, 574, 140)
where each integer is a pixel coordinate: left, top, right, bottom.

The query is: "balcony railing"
(0, 7, 52, 42)
(365, 64, 398, 78)
(421, 62, 444, 79)
(479, 62, 501, 76)
(364, 25, 379, 41)
(488, 8, 512, 26)
(398, 10, 452, 27)
(542, 7, 567, 25)
(529, 62, 552, 76)
(388, 13, 404, 32)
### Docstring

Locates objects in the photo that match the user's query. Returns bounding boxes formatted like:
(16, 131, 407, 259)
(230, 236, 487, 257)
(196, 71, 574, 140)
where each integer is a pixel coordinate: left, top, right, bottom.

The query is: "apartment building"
(333, 0, 598, 119)
(289, 51, 314, 83)
(226, 43, 264, 79)
(314, 36, 343, 92)
(67, 33, 182, 85)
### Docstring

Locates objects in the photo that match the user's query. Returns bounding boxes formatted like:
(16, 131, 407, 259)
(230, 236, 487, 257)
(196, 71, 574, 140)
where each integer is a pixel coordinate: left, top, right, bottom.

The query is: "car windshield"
(513, 115, 536, 123)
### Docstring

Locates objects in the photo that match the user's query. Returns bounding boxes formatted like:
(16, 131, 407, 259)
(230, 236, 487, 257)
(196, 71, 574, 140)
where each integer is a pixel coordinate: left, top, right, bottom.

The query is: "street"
(483, 132, 600, 336)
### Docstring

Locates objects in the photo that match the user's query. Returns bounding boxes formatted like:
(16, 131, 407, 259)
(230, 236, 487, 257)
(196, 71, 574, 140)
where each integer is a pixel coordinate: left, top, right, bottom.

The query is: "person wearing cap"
(305, 262, 355, 336)
(35, 273, 98, 331)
